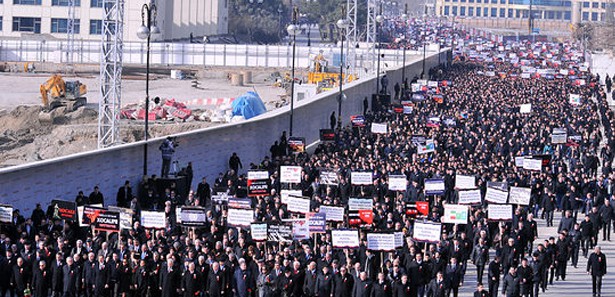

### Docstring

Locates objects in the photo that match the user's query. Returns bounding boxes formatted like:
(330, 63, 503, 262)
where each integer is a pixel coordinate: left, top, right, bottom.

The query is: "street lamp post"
(337, 14, 350, 129)
(375, 8, 384, 94)
(137, 2, 160, 177)
(401, 4, 408, 90)
(286, 8, 300, 136)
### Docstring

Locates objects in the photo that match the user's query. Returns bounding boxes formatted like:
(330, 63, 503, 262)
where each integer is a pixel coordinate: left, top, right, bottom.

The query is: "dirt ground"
(0, 69, 287, 168)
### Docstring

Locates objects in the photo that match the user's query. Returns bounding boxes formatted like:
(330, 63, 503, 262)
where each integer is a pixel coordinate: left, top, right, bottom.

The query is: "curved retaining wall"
(0, 51, 447, 213)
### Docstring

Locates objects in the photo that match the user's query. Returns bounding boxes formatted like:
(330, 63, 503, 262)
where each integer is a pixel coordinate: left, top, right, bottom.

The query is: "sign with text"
(285, 195, 311, 214)
(351, 172, 373, 185)
(319, 170, 339, 186)
(250, 223, 268, 241)
(227, 208, 254, 227)
(425, 179, 445, 196)
(247, 171, 269, 197)
(267, 224, 293, 243)
(319, 129, 335, 142)
(50, 200, 77, 221)
(281, 190, 302, 204)
(178, 207, 207, 227)
(348, 198, 374, 211)
(413, 222, 442, 243)
(388, 175, 407, 191)
(488, 204, 513, 221)
(367, 233, 396, 251)
(523, 158, 542, 171)
(394, 232, 404, 248)
(288, 137, 306, 153)
(508, 187, 531, 205)
(371, 123, 388, 134)
(140, 210, 166, 229)
(332, 229, 360, 248)
(350, 115, 366, 127)
(291, 219, 310, 240)
(417, 139, 435, 154)
(82, 206, 121, 232)
(280, 166, 302, 183)
(308, 212, 326, 233)
(458, 189, 482, 204)
(485, 187, 509, 204)
(319, 205, 345, 222)
(107, 206, 134, 230)
(442, 204, 469, 224)
(455, 174, 476, 189)
(520, 103, 532, 114)
(0, 205, 13, 223)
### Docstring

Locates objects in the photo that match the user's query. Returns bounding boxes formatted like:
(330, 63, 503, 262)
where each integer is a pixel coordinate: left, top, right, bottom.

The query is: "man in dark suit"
(426, 271, 447, 297)
(159, 258, 179, 297)
(351, 272, 372, 297)
(181, 262, 202, 297)
(290, 261, 305, 297)
(333, 266, 353, 297)
(11, 257, 31, 297)
(206, 262, 226, 297)
(303, 262, 318, 297)
(196, 177, 212, 207)
(94, 255, 110, 297)
(32, 260, 50, 297)
(116, 181, 133, 208)
(487, 256, 501, 297)
(63, 257, 78, 297)
(82, 253, 97, 297)
(587, 246, 607, 297)
(473, 282, 489, 297)
(444, 257, 462, 297)
(392, 274, 412, 297)
(50, 253, 64, 297)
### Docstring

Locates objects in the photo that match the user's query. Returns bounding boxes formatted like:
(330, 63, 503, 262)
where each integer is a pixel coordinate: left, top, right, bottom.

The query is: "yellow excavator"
(40, 74, 87, 112)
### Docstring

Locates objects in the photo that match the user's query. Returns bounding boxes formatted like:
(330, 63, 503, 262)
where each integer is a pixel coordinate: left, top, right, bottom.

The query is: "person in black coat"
(351, 272, 372, 297)
(333, 266, 353, 297)
(11, 257, 31, 297)
(392, 274, 412, 297)
(473, 283, 489, 297)
(426, 271, 447, 297)
(303, 262, 318, 297)
(159, 259, 180, 297)
(134, 260, 149, 297)
(94, 256, 111, 297)
(471, 239, 489, 284)
(587, 246, 607, 297)
(50, 254, 64, 297)
(276, 269, 293, 297)
(289, 262, 305, 297)
(487, 256, 500, 297)
(181, 263, 202, 297)
(555, 233, 570, 281)
(82, 254, 97, 297)
(315, 266, 334, 297)
(62, 257, 79, 297)
(32, 261, 50, 297)
(370, 272, 391, 297)
(501, 268, 520, 297)
(116, 181, 133, 208)
(444, 258, 462, 297)
(516, 258, 533, 297)
(206, 262, 226, 297)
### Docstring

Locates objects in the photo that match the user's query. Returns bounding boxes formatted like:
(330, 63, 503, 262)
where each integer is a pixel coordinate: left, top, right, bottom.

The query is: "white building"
(0, 0, 228, 42)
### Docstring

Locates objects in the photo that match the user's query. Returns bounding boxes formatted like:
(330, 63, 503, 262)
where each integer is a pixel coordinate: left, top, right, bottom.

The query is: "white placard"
(425, 179, 445, 195)
(514, 156, 525, 167)
(280, 166, 302, 183)
(280, 190, 302, 204)
(509, 187, 531, 206)
(292, 219, 310, 240)
(551, 133, 567, 144)
(250, 223, 268, 241)
(331, 230, 360, 248)
(523, 158, 542, 171)
(455, 174, 475, 189)
(108, 206, 134, 230)
(227, 208, 254, 227)
(488, 204, 513, 221)
(348, 198, 373, 211)
(0, 205, 13, 223)
(285, 195, 311, 214)
(248, 171, 269, 180)
(417, 139, 436, 154)
(367, 233, 396, 251)
(319, 206, 345, 221)
(520, 103, 532, 114)
(351, 172, 373, 185)
(371, 123, 388, 134)
(388, 175, 407, 191)
(413, 222, 442, 242)
(77, 206, 87, 227)
(394, 232, 404, 248)
(140, 211, 166, 229)
(485, 187, 509, 204)
(458, 189, 482, 204)
(442, 204, 469, 224)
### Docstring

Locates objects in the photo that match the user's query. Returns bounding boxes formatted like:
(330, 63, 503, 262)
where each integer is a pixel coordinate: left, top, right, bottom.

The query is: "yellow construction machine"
(40, 74, 87, 112)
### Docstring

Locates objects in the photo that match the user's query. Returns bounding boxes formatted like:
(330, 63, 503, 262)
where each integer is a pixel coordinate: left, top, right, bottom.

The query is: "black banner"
(51, 199, 77, 221)
(180, 207, 207, 227)
(319, 129, 335, 142)
(82, 206, 120, 232)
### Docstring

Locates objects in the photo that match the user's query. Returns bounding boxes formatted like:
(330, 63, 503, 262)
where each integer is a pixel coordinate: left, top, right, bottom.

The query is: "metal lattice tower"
(346, 0, 358, 76)
(98, 0, 124, 148)
(66, 0, 75, 74)
(366, 0, 377, 74)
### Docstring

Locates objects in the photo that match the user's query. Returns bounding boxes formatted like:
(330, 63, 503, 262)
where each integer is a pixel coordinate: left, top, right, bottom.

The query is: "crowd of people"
(3, 21, 615, 297)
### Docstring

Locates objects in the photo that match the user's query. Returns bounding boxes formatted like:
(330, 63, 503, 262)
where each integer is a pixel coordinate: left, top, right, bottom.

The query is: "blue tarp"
(231, 91, 267, 120)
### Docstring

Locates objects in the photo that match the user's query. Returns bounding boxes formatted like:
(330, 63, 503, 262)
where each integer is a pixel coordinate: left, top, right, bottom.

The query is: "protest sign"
(509, 187, 531, 205)
(523, 158, 542, 171)
(514, 157, 525, 167)
(417, 139, 435, 154)
(107, 206, 134, 230)
(82, 206, 121, 232)
(291, 219, 310, 240)
(388, 175, 407, 191)
(267, 224, 293, 243)
(227, 208, 254, 227)
(0, 205, 13, 223)
(485, 187, 509, 204)
(288, 137, 306, 153)
(413, 222, 442, 242)
(178, 207, 207, 227)
(551, 133, 567, 144)
(457, 189, 482, 204)
(425, 179, 445, 195)
(50, 200, 77, 221)
(520, 103, 532, 114)
(394, 232, 404, 248)
(351, 172, 373, 185)
(139, 210, 166, 229)
(319, 170, 339, 185)
(285, 195, 311, 214)
(487, 181, 508, 192)
(371, 123, 388, 134)
(488, 204, 513, 221)
(247, 171, 269, 197)
(319, 206, 344, 222)
(569, 94, 581, 105)
(280, 166, 302, 183)
(228, 198, 252, 209)
(455, 174, 475, 189)
(442, 204, 469, 224)
(247, 171, 269, 180)
(308, 212, 326, 233)
(280, 190, 302, 204)
(332, 230, 359, 248)
(348, 198, 373, 211)
(351, 115, 366, 127)
(250, 223, 268, 241)
(367, 233, 396, 251)
(319, 129, 335, 142)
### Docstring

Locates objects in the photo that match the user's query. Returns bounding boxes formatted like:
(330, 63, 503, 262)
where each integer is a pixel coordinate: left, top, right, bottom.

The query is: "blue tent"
(231, 91, 267, 119)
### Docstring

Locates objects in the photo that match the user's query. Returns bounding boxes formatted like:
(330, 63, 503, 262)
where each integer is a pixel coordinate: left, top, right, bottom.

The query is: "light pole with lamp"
(375, 7, 384, 94)
(286, 8, 300, 136)
(137, 2, 160, 177)
(336, 12, 349, 129)
(400, 4, 408, 90)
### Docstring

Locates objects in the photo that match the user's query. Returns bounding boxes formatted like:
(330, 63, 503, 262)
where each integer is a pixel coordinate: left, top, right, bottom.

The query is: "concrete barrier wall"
(0, 51, 447, 213)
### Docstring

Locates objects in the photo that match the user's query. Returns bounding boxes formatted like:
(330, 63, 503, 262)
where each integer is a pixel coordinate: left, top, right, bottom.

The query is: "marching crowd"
(3, 23, 615, 297)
